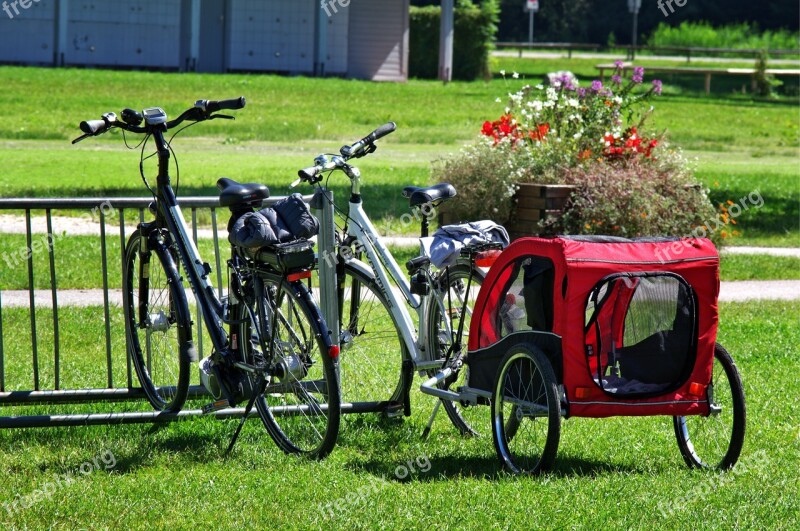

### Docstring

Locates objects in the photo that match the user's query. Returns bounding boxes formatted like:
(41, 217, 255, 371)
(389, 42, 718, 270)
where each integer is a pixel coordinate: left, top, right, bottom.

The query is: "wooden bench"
(596, 63, 800, 94)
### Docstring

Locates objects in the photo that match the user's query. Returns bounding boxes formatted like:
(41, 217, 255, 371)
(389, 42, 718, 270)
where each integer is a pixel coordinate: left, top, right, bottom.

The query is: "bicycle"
(292, 123, 503, 436)
(73, 98, 341, 458)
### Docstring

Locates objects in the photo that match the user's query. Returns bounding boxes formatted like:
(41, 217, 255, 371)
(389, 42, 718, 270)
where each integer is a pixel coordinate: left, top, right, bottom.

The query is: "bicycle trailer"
(468, 235, 719, 417)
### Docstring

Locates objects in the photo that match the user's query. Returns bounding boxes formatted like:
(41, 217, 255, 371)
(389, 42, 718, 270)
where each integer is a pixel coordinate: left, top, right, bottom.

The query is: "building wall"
(348, 0, 409, 81)
(0, 0, 56, 64)
(0, 0, 407, 80)
(63, 0, 182, 68)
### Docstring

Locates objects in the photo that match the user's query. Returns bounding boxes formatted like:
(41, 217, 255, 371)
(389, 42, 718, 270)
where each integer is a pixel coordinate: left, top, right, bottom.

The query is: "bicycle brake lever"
(209, 114, 235, 120)
(71, 134, 91, 145)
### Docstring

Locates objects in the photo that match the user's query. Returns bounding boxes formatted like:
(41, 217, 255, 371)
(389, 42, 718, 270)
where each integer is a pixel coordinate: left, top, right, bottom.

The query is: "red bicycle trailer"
(423, 235, 746, 475)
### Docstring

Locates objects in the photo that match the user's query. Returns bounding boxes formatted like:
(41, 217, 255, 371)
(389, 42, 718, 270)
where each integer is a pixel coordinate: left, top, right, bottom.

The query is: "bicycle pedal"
(384, 401, 404, 419)
(201, 399, 232, 414)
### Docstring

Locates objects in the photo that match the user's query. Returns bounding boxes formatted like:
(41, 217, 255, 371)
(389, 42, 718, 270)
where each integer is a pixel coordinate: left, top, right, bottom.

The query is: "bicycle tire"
(244, 273, 340, 458)
(334, 263, 409, 413)
(673, 343, 746, 470)
(492, 344, 561, 475)
(425, 262, 487, 436)
(123, 229, 192, 412)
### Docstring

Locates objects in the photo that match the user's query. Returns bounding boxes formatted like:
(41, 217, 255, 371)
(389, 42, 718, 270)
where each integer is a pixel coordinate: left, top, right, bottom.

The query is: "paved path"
(2, 280, 799, 308)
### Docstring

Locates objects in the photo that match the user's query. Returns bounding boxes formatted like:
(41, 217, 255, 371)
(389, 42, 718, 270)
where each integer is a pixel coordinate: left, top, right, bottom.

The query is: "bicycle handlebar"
(72, 97, 246, 143)
(340, 122, 396, 158)
(293, 122, 396, 186)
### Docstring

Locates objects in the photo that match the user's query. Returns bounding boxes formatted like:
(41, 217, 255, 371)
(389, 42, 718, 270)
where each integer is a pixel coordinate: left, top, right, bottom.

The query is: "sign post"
(627, 0, 642, 60)
(525, 0, 539, 44)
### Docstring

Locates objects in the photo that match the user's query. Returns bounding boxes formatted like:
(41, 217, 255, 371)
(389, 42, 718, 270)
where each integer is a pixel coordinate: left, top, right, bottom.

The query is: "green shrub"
(543, 155, 720, 244)
(435, 65, 721, 242)
(409, 0, 499, 80)
(647, 21, 800, 51)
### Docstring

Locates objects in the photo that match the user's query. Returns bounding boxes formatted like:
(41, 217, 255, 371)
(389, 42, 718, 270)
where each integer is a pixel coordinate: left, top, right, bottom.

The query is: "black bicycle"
(73, 98, 341, 458)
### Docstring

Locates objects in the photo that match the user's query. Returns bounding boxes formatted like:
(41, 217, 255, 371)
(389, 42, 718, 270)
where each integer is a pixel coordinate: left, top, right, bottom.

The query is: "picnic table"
(596, 63, 800, 94)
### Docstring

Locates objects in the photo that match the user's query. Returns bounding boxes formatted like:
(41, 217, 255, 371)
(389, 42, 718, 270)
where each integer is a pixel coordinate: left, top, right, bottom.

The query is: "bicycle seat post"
(420, 207, 430, 238)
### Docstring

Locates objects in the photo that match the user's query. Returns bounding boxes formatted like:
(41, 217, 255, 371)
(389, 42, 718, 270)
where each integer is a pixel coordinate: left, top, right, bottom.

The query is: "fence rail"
(495, 41, 800, 62)
(0, 195, 287, 428)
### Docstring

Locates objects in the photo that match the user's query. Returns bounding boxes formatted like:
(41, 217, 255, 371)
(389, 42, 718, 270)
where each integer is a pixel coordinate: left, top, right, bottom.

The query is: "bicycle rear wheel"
(123, 230, 192, 412)
(673, 343, 746, 469)
(426, 263, 486, 436)
(492, 344, 561, 475)
(244, 274, 340, 458)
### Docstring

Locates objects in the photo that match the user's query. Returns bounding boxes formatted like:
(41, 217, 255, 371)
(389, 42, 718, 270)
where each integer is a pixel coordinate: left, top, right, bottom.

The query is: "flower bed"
(436, 64, 719, 242)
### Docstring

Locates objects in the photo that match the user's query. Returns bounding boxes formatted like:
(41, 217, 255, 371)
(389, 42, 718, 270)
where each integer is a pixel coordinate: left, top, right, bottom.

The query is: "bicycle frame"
(144, 128, 228, 353)
(317, 172, 448, 373)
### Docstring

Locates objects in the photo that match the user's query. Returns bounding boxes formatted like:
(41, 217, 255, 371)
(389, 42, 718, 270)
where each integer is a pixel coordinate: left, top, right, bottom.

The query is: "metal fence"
(0, 196, 285, 428)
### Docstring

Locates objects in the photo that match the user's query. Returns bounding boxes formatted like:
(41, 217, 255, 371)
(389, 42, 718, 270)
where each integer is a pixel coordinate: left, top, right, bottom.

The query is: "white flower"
(535, 84, 544, 90)
(568, 98, 579, 108)
(495, 97, 501, 103)
(613, 96, 623, 105)
(512, 72, 519, 79)
(500, 69, 506, 76)
(573, 132, 582, 139)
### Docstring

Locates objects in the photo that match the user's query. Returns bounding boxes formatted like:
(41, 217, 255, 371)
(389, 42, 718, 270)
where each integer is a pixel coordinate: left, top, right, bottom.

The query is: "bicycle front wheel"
(335, 264, 408, 413)
(245, 274, 340, 458)
(673, 343, 746, 470)
(123, 230, 191, 412)
(426, 263, 486, 436)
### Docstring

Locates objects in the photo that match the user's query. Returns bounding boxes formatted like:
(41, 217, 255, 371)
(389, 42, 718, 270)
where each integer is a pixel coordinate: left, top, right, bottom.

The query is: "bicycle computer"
(142, 107, 167, 125)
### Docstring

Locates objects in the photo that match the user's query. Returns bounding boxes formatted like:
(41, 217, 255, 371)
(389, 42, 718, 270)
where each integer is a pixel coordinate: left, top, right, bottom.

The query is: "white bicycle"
(293, 123, 502, 436)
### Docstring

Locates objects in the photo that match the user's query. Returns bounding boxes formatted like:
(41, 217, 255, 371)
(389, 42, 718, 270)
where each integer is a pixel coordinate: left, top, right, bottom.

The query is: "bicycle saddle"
(217, 177, 270, 207)
(401, 182, 457, 208)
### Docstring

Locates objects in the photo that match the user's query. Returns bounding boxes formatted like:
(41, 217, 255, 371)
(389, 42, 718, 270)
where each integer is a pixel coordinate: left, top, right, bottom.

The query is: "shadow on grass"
(353, 453, 642, 483)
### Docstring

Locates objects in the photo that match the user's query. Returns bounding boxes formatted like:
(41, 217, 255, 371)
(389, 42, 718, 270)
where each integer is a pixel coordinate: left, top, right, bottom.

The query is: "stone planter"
(506, 183, 576, 240)
(437, 183, 576, 240)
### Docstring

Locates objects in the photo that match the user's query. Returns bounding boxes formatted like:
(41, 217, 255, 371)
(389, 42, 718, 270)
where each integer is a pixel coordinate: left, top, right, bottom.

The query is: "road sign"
(526, 0, 539, 13)
(627, 0, 641, 13)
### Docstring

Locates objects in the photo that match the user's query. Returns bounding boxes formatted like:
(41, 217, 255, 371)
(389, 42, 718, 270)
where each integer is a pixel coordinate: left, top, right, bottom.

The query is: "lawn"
(0, 61, 798, 529)
(0, 64, 797, 244)
(0, 300, 797, 529)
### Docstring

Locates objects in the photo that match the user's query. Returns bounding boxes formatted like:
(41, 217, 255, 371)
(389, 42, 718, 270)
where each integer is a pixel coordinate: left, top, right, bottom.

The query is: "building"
(0, 0, 410, 81)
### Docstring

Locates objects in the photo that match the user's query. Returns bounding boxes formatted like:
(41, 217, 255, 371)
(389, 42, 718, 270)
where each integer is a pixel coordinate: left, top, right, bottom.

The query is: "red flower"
(529, 123, 550, 141)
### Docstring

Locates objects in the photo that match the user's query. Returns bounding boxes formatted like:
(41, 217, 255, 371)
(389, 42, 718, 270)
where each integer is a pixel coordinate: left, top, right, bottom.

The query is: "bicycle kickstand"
(224, 377, 267, 456)
(421, 401, 442, 439)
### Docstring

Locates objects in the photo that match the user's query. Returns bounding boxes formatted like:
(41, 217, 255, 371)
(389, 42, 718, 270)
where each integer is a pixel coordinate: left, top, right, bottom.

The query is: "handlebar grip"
(80, 119, 109, 135)
(341, 122, 396, 158)
(206, 96, 246, 113)
(368, 122, 397, 142)
(298, 166, 320, 180)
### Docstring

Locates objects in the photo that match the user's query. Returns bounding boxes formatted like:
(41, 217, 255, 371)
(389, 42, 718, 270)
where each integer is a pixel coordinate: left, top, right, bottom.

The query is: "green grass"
(0, 65, 797, 244)
(720, 253, 800, 280)
(3, 231, 796, 291)
(0, 300, 798, 529)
